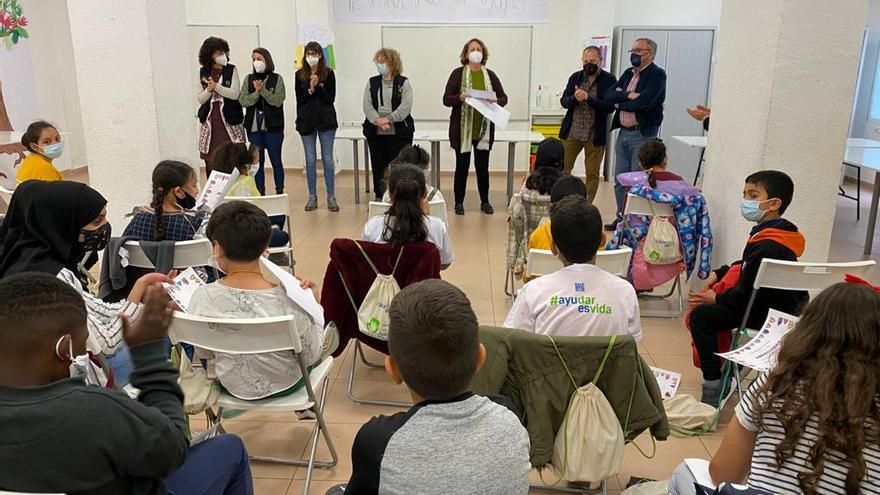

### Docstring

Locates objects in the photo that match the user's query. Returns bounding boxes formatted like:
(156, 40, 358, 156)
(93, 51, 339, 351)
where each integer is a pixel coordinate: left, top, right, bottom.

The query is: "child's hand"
(299, 278, 319, 300)
(129, 272, 175, 303)
(122, 284, 174, 348)
(688, 289, 716, 306)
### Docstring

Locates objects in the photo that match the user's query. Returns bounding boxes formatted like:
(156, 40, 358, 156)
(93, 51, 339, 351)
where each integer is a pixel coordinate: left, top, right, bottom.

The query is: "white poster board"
(334, 0, 548, 24)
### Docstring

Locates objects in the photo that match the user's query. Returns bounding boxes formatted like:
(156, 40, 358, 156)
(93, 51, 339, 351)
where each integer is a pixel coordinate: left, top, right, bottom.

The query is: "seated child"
(669, 282, 880, 495)
(0, 272, 253, 494)
(381, 144, 444, 203)
(532, 137, 565, 171)
(209, 142, 290, 248)
(529, 174, 588, 251)
(635, 138, 683, 187)
(504, 196, 642, 341)
(122, 160, 203, 241)
(688, 170, 807, 405)
(362, 164, 453, 269)
(343, 279, 531, 494)
(188, 201, 323, 400)
(17, 120, 64, 184)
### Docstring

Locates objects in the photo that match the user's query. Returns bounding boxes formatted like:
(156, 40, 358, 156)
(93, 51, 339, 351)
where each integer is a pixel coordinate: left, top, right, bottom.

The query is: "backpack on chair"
(338, 241, 404, 341)
(643, 201, 682, 265)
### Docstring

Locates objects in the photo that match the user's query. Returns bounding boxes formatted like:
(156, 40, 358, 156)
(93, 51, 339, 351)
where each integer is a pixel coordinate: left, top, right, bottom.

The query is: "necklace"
(223, 270, 263, 278)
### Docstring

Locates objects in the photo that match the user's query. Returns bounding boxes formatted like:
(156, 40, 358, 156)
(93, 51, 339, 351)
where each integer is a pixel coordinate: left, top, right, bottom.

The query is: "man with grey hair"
(604, 37, 667, 230)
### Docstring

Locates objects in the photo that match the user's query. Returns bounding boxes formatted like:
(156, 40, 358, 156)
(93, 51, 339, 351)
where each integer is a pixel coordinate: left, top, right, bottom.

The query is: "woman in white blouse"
(196, 36, 246, 176)
(361, 164, 453, 269)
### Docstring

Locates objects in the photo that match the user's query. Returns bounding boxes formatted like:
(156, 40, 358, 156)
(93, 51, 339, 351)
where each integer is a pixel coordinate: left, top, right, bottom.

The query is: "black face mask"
(80, 222, 112, 252)
(583, 63, 599, 76)
(178, 192, 197, 210)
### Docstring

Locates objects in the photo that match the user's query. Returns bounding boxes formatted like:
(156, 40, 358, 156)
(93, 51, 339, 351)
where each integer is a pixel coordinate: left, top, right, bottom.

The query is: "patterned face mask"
(80, 222, 112, 252)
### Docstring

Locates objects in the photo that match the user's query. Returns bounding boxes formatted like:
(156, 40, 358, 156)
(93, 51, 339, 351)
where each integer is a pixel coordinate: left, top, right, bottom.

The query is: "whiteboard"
(335, 0, 548, 24)
(381, 26, 532, 121)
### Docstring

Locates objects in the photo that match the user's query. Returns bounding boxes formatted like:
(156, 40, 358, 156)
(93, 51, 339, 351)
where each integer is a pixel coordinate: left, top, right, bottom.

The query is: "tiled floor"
(73, 167, 879, 494)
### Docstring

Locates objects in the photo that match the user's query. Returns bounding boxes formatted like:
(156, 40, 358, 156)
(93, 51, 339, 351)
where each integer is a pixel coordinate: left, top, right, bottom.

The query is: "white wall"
(614, 0, 722, 27)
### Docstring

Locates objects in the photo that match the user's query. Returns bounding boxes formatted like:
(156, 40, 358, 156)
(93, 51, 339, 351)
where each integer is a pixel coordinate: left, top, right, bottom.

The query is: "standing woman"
(295, 41, 339, 212)
(442, 38, 508, 216)
(196, 36, 246, 177)
(240, 47, 286, 195)
(362, 47, 414, 201)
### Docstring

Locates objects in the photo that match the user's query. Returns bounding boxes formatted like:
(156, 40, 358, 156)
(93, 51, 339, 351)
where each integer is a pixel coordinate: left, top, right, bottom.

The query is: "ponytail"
(637, 138, 666, 189)
(383, 164, 428, 245)
(150, 160, 196, 241)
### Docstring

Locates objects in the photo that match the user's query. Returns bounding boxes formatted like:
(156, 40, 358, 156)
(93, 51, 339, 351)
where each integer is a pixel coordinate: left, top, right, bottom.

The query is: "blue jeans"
(613, 128, 657, 213)
(166, 434, 253, 495)
(248, 130, 285, 194)
(105, 343, 133, 386)
(668, 462, 698, 495)
(301, 129, 336, 197)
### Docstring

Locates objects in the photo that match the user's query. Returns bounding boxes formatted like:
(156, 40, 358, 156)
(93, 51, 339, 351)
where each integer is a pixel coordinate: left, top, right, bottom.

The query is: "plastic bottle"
(536, 85, 544, 110)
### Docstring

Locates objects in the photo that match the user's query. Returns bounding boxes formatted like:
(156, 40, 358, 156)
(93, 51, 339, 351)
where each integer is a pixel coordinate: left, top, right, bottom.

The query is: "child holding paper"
(187, 201, 324, 400)
(123, 160, 203, 242)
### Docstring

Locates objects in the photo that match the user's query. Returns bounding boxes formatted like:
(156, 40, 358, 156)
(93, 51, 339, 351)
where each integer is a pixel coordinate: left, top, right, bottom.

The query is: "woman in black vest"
(362, 47, 414, 200)
(239, 47, 286, 195)
(295, 41, 339, 212)
(196, 37, 245, 176)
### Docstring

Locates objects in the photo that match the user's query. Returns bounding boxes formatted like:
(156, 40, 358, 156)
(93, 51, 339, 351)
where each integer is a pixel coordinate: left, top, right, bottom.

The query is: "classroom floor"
(73, 167, 880, 494)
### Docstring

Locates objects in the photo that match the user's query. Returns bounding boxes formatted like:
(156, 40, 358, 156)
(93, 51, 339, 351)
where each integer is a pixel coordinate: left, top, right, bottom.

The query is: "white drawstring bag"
(338, 242, 404, 341)
(542, 335, 625, 484)
(175, 347, 220, 415)
(664, 394, 718, 435)
(643, 201, 682, 265)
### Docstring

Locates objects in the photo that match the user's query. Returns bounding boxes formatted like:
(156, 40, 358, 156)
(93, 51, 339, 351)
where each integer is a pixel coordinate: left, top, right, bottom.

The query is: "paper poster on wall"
(296, 23, 336, 70)
(334, 0, 548, 24)
(587, 36, 611, 70)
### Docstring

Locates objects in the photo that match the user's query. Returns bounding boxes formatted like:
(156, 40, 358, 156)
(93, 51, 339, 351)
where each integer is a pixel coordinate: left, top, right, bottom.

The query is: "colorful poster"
(195, 169, 239, 212)
(650, 366, 681, 399)
(163, 268, 205, 312)
(716, 309, 799, 372)
(587, 36, 611, 70)
(296, 23, 336, 70)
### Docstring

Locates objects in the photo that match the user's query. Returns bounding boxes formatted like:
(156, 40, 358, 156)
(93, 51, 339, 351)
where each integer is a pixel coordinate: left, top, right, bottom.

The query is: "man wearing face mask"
(0, 273, 255, 494)
(605, 38, 667, 231)
(559, 46, 617, 203)
(363, 47, 415, 200)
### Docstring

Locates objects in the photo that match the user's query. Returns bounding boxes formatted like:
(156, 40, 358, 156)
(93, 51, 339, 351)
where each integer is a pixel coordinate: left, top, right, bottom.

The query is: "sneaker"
(604, 218, 620, 231)
(304, 195, 318, 212)
(700, 377, 733, 407)
(454, 203, 464, 215)
(480, 202, 494, 214)
(327, 196, 339, 212)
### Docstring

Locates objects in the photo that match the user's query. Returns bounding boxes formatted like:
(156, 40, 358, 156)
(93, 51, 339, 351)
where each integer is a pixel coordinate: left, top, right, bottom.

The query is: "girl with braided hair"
(122, 161, 202, 242)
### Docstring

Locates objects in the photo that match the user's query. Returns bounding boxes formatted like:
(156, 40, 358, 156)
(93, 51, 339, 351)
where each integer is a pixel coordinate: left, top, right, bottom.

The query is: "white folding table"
(671, 135, 707, 185)
(842, 147, 880, 255)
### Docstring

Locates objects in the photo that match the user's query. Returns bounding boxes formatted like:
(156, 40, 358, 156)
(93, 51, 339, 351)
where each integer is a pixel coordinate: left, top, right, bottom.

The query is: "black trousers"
(689, 303, 742, 381)
(454, 140, 491, 204)
(366, 133, 411, 200)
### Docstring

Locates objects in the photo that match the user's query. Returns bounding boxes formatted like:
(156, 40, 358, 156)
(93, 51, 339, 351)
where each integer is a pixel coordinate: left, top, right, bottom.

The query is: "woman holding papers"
(443, 38, 508, 216)
(363, 47, 414, 201)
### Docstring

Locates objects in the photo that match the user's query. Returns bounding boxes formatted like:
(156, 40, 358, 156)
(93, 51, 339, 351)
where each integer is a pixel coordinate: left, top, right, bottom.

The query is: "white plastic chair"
(368, 199, 448, 224)
(596, 247, 634, 278)
(725, 258, 877, 402)
(225, 194, 294, 272)
(623, 193, 685, 318)
(525, 249, 562, 278)
(123, 239, 218, 279)
(168, 312, 338, 494)
(525, 247, 634, 279)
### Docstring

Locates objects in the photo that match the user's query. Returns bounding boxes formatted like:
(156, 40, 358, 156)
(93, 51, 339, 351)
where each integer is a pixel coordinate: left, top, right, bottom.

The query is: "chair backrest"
(124, 239, 214, 269)
(595, 247, 634, 277)
(0, 186, 13, 205)
(526, 249, 563, 278)
(623, 193, 674, 217)
(225, 194, 291, 227)
(521, 192, 552, 233)
(753, 259, 877, 292)
(368, 200, 448, 224)
(168, 311, 303, 354)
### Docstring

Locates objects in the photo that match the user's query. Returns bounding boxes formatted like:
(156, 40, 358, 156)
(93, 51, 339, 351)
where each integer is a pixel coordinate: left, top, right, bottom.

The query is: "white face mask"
(306, 55, 320, 67)
(55, 336, 91, 379)
(468, 50, 483, 64)
(213, 53, 228, 66)
(253, 60, 266, 73)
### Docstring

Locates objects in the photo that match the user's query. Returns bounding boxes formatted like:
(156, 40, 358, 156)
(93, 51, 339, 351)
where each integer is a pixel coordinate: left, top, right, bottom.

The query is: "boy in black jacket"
(0, 273, 253, 494)
(689, 170, 807, 406)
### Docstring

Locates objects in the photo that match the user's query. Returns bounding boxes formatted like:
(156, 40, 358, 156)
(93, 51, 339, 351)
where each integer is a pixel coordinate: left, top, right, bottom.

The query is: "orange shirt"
(17, 153, 62, 184)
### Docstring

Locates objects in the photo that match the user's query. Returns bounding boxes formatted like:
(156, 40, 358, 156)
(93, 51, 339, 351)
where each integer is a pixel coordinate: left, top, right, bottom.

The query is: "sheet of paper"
(465, 97, 511, 129)
(260, 257, 325, 328)
(162, 267, 205, 312)
(684, 458, 715, 489)
(196, 169, 240, 212)
(716, 309, 799, 372)
(466, 88, 496, 100)
(650, 366, 681, 399)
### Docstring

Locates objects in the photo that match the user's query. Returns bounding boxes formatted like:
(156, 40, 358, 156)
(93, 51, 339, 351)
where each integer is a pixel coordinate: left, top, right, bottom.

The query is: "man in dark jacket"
(605, 37, 667, 230)
(559, 46, 617, 203)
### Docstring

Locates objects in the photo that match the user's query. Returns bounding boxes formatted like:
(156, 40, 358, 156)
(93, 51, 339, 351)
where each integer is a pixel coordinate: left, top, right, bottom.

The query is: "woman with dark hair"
(196, 36, 245, 176)
(17, 120, 63, 184)
(361, 164, 453, 269)
(295, 41, 338, 212)
(239, 47, 286, 195)
(669, 281, 880, 495)
(362, 47, 414, 201)
(442, 37, 508, 216)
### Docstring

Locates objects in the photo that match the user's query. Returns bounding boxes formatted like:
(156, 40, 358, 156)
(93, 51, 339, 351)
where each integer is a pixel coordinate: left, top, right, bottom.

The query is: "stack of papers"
(650, 366, 682, 399)
(196, 169, 240, 212)
(716, 309, 799, 372)
(465, 97, 510, 130)
(162, 268, 205, 312)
